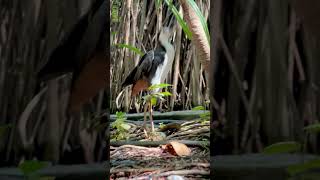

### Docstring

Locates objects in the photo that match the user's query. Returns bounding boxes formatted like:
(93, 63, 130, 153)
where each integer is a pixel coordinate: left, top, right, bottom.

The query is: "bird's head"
(159, 27, 172, 43)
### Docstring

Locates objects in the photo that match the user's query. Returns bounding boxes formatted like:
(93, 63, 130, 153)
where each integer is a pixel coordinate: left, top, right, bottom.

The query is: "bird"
(37, 0, 108, 114)
(121, 27, 175, 133)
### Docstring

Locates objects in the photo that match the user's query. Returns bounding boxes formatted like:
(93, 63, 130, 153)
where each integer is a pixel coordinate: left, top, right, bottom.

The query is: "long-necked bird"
(121, 27, 175, 95)
(37, 0, 108, 114)
(121, 27, 175, 132)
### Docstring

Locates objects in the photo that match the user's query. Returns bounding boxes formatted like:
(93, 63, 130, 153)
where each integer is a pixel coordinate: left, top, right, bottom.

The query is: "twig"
(167, 128, 209, 139)
(110, 168, 161, 174)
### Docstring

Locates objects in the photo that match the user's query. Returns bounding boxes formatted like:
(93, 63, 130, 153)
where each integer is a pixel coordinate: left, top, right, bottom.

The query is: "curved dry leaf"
(18, 87, 47, 148)
(169, 141, 191, 156)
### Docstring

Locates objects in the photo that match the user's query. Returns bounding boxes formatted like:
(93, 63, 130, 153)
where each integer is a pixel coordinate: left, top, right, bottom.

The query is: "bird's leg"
(149, 100, 155, 132)
(159, 99, 164, 113)
(142, 99, 149, 137)
(143, 101, 148, 128)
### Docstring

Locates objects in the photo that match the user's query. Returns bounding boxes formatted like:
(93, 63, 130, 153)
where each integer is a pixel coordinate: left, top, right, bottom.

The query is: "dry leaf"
(163, 141, 191, 156)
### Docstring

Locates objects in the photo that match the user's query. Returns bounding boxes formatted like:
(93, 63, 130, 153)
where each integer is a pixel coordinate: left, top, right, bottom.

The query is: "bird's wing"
(121, 51, 153, 88)
(36, 10, 89, 81)
(36, 0, 107, 82)
(68, 0, 108, 113)
(133, 51, 155, 80)
(74, 0, 107, 70)
(121, 50, 165, 90)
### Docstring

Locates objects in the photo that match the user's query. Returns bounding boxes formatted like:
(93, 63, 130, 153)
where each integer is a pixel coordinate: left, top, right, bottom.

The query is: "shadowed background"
(0, 0, 109, 167)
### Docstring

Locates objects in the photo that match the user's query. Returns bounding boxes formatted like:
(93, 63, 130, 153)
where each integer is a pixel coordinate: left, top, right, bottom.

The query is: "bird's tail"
(121, 66, 138, 88)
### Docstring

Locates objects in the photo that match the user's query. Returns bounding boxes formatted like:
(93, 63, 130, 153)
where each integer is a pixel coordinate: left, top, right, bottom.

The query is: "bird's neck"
(159, 39, 174, 61)
(158, 38, 175, 83)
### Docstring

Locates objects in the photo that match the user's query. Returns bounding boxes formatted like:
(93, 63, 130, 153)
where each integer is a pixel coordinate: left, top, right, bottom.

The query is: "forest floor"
(110, 112, 210, 179)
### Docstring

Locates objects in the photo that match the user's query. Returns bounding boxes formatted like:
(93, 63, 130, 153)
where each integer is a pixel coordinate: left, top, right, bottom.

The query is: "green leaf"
(304, 123, 320, 134)
(120, 123, 131, 131)
(287, 172, 320, 180)
(192, 106, 205, 111)
(116, 111, 126, 118)
(158, 91, 172, 96)
(19, 160, 49, 175)
(159, 123, 165, 129)
(142, 94, 151, 101)
(262, 141, 301, 154)
(151, 97, 157, 106)
(111, 1, 120, 22)
(164, 0, 193, 40)
(155, 0, 163, 9)
(200, 112, 210, 121)
(186, 0, 210, 45)
(287, 159, 320, 176)
(114, 44, 144, 56)
(148, 83, 172, 90)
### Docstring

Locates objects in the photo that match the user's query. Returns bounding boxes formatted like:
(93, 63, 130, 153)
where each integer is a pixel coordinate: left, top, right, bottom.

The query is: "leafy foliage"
(287, 159, 320, 176)
(164, 0, 193, 39)
(114, 43, 144, 56)
(304, 123, 320, 134)
(155, 0, 163, 9)
(159, 122, 165, 129)
(148, 83, 172, 90)
(18, 160, 52, 180)
(262, 122, 320, 178)
(111, 111, 131, 141)
(192, 106, 205, 111)
(262, 141, 302, 154)
(161, 0, 210, 44)
(111, 0, 120, 23)
(192, 105, 210, 123)
(143, 83, 173, 106)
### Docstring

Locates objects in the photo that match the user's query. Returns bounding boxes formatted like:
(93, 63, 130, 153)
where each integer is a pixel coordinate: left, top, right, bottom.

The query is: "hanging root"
(115, 89, 125, 109)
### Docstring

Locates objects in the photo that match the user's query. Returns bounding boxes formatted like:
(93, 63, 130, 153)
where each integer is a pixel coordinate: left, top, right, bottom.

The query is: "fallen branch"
(167, 128, 209, 139)
(110, 167, 161, 174)
(110, 110, 209, 120)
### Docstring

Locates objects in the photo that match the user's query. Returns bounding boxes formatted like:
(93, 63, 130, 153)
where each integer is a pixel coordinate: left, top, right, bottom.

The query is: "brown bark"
(178, 0, 210, 72)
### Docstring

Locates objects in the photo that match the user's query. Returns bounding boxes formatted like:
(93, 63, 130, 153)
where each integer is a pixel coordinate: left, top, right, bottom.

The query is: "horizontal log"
(0, 154, 319, 180)
(110, 110, 209, 120)
(110, 140, 209, 147)
(122, 119, 189, 124)
(0, 163, 108, 180)
(213, 154, 320, 180)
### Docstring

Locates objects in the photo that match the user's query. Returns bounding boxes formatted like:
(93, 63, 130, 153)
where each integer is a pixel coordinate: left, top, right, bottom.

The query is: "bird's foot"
(147, 131, 166, 141)
(136, 125, 164, 140)
(135, 124, 148, 137)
